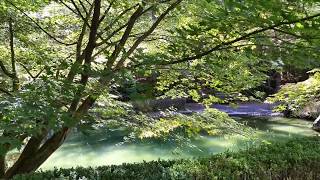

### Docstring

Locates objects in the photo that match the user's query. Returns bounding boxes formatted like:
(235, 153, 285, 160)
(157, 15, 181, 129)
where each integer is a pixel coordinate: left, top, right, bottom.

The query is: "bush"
(14, 137, 320, 180)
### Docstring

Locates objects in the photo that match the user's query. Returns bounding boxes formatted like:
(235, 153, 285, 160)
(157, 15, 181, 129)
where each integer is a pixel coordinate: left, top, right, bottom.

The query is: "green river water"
(40, 116, 318, 170)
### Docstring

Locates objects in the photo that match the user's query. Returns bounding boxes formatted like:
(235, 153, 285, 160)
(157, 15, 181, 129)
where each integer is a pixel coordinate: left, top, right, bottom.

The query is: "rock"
(297, 101, 320, 119)
(312, 115, 320, 132)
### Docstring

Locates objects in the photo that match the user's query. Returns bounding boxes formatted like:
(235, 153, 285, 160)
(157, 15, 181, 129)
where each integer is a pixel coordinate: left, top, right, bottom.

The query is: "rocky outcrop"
(296, 100, 320, 120)
(299, 100, 320, 132)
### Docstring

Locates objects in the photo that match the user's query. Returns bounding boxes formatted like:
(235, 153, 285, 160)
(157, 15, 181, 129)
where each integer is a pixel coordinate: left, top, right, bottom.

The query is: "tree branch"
(84, 0, 92, 6)
(78, 0, 89, 16)
(58, 0, 91, 29)
(58, 0, 79, 15)
(66, 3, 94, 82)
(19, 63, 44, 80)
(70, 0, 87, 24)
(5, 0, 77, 46)
(115, 0, 183, 69)
(0, 88, 13, 96)
(9, 18, 19, 91)
(105, 5, 144, 68)
(98, 0, 114, 25)
(272, 27, 309, 40)
(0, 61, 14, 78)
(68, 0, 101, 112)
(95, 3, 140, 47)
(155, 12, 320, 66)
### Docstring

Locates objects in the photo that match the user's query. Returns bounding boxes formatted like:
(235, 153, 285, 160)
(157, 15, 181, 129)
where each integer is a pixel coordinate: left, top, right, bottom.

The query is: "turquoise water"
(40, 117, 317, 170)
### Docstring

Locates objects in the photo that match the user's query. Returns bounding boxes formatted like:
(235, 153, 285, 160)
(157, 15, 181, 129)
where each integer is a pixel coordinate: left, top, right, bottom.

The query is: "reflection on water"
(40, 117, 318, 170)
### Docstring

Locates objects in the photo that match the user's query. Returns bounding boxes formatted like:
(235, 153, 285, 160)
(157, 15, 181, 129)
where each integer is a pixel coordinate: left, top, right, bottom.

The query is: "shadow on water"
(238, 116, 315, 136)
(40, 116, 318, 170)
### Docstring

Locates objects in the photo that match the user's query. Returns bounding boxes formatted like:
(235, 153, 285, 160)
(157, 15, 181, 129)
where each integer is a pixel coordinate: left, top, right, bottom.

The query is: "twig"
(5, 0, 77, 46)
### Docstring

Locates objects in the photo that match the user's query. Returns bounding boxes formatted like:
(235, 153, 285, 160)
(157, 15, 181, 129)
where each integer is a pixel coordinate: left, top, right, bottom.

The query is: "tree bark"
(4, 128, 70, 178)
(4, 133, 46, 179)
(0, 19, 21, 179)
(0, 155, 6, 178)
(69, 0, 101, 112)
(5, 2, 103, 177)
(4, 94, 97, 178)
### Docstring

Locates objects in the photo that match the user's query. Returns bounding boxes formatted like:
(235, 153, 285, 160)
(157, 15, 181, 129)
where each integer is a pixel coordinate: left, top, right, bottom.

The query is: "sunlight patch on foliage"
(268, 72, 320, 115)
(137, 108, 252, 139)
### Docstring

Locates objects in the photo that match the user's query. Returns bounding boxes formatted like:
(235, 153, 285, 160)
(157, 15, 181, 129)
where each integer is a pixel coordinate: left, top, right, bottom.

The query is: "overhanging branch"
(105, 5, 144, 68)
(115, 0, 183, 69)
(157, 12, 320, 66)
(272, 28, 309, 40)
(19, 63, 44, 80)
(0, 88, 13, 96)
(0, 61, 14, 78)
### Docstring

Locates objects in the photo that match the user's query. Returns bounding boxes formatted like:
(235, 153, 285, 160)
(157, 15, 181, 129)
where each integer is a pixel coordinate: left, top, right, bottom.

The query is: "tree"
(0, 0, 184, 178)
(0, 0, 319, 178)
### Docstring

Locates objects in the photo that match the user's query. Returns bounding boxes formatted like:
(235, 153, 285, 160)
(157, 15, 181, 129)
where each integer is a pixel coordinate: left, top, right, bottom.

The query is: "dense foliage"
(0, 0, 319, 177)
(13, 137, 320, 180)
(84, 100, 252, 149)
(152, 0, 320, 101)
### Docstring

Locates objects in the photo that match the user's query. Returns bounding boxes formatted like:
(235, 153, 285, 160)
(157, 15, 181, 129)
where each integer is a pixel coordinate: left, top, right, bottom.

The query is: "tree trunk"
(9, 18, 19, 91)
(0, 155, 6, 178)
(4, 133, 46, 179)
(5, 128, 70, 178)
(4, 94, 97, 178)
(3, 130, 64, 178)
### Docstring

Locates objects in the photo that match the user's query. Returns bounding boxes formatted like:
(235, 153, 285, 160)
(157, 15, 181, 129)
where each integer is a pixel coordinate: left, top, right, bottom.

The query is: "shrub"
(13, 137, 320, 180)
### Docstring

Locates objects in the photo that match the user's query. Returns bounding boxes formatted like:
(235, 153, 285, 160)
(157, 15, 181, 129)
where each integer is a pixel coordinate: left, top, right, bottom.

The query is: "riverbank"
(37, 116, 316, 170)
(148, 102, 283, 117)
(14, 137, 320, 180)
